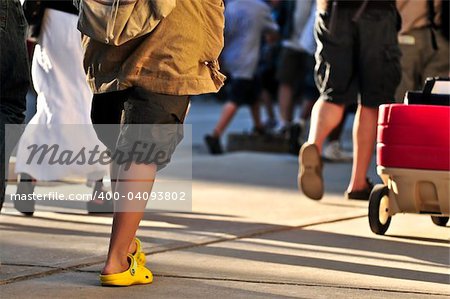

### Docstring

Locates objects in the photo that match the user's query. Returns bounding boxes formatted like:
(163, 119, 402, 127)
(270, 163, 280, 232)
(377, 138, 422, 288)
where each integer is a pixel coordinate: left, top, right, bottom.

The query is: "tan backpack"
(75, 0, 176, 46)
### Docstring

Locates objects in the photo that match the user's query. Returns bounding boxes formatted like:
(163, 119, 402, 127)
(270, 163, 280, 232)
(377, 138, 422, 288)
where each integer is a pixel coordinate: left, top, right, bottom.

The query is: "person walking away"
(274, 0, 317, 154)
(205, 0, 278, 154)
(298, 0, 402, 200)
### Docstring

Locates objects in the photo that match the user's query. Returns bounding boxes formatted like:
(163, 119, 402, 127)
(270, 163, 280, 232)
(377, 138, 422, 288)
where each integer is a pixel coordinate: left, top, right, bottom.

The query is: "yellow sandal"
(132, 237, 146, 266)
(100, 254, 153, 286)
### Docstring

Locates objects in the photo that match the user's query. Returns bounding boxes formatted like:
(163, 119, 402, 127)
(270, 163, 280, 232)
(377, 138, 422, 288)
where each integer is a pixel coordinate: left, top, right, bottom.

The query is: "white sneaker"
(322, 141, 353, 162)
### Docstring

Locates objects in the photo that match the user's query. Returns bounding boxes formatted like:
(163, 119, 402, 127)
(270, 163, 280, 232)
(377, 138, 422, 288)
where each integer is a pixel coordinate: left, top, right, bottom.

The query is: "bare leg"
(300, 99, 315, 122)
(347, 105, 377, 192)
(250, 101, 263, 130)
(109, 161, 138, 254)
(110, 161, 119, 193)
(307, 99, 345, 152)
(260, 89, 276, 122)
(278, 83, 294, 125)
(212, 101, 238, 137)
(328, 113, 346, 142)
(101, 163, 157, 275)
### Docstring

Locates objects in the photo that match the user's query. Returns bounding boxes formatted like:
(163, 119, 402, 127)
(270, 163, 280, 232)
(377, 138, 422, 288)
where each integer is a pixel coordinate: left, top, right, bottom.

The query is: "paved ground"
(1, 99, 449, 298)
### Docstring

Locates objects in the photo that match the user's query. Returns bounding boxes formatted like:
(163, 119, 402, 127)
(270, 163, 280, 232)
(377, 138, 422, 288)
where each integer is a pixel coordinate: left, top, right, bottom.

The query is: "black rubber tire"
(368, 184, 391, 235)
(431, 216, 449, 227)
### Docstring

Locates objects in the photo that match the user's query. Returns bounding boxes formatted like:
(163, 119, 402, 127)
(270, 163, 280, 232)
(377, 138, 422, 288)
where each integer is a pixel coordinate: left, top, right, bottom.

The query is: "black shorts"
(228, 78, 258, 106)
(257, 67, 278, 97)
(301, 58, 319, 101)
(315, 7, 401, 107)
(90, 87, 190, 170)
(276, 47, 309, 86)
(276, 47, 318, 100)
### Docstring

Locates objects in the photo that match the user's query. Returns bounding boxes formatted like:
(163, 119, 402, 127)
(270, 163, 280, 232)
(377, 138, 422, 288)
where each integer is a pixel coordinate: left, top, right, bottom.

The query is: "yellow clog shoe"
(133, 237, 146, 266)
(100, 254, 153, 287)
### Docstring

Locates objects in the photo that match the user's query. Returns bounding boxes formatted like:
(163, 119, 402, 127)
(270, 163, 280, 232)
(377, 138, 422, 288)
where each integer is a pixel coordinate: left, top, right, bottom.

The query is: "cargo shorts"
(90, 87, 190, 170)
(314, 7, 402, 108)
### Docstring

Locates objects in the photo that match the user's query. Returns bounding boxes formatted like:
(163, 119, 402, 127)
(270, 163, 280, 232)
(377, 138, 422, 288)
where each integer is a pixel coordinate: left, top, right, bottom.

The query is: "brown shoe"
(298, 142, 324, 200)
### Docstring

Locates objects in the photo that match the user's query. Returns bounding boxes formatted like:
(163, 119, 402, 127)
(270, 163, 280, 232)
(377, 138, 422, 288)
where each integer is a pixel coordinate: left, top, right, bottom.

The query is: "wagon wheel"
(368, 184, 391, 235)
(431, 216, 449, 227)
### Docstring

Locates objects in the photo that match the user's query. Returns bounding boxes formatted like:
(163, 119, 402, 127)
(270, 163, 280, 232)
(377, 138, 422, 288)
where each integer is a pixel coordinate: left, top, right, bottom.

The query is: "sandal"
(132, 237, 146, 266)
(345, 178, 374, 200)
(99, 254, 153, 287)
(298, 142, 324, 200)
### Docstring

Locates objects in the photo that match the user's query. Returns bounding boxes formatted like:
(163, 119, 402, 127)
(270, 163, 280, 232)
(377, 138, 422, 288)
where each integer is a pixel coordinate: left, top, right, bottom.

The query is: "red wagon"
(369, 78, 450, 235)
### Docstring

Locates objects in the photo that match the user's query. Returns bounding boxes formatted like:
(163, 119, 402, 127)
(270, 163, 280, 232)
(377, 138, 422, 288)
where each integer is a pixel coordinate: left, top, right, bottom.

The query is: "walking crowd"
(0, 0, 448, 288)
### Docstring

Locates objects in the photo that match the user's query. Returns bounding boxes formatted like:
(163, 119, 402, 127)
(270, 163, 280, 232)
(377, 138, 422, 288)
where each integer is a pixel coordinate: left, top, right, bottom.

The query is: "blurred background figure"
(205, 0, 279, 154)
(395, 0, 450, 101)
(256, 0, 287, 131)
(14, 0, 108, 215)
(273, 0, 352, 160)
(0, 0, 30, 212)
(275, 0, 317, 154)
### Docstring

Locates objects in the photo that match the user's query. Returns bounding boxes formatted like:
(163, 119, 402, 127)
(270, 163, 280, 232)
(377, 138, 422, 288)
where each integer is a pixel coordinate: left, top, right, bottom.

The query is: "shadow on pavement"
(1, 211, 448, 286)
(186, 244, 449, 285)
(386, 235, 450, 245)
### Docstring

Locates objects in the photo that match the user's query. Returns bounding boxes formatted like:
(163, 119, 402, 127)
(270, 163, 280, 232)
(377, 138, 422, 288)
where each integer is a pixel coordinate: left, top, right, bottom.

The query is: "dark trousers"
(0, 0, 30, 210)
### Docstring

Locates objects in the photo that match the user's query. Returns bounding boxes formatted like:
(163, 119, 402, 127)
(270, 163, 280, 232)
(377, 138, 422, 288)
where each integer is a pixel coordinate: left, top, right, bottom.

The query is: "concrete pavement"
(1, 99, 449, 298)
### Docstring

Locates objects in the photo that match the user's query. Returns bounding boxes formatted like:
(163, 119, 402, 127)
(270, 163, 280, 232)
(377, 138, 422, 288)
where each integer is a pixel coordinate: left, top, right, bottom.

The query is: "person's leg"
(258, 67, 278, 129)
(0, 0, 30, 211)
(299, 55, 319, 124)
(210, 78, 250, 137)
(299, 99, 315, 122)
(278, 83, 294, 125)
(346, 105, 378, 192)
(89, 91, 127, 213)
(322, 104, 355, 162)
(349, 6, 401, 200)
(206, 78, 248, 154)
(298, 100, 345, 199)
(307, 100, 345, 152)
(102, 89, 189, 278)
(247, 79, 263, 132)
(250, 101, 263, 132)
(327, 113, 346, 142)
(276, 48, 304, 129)
(102, 163, 157, 275)
(211, 101, 238, 137)
(299, 8, 355, 200)
(260, 89, 276, 127)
